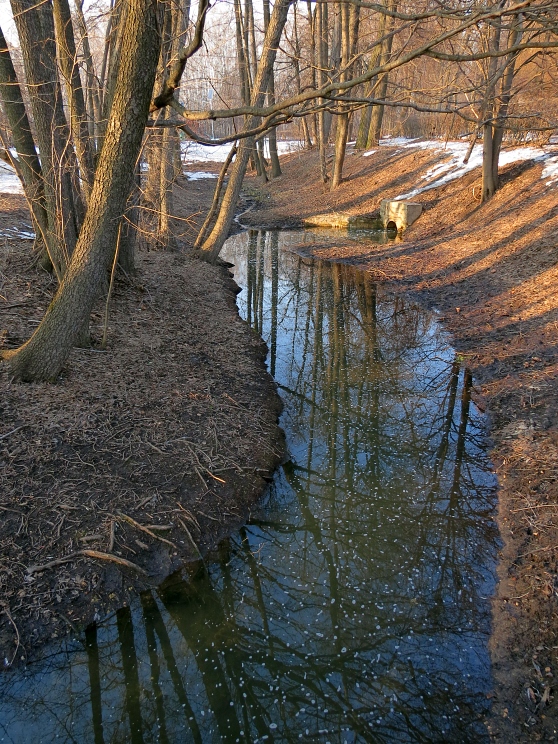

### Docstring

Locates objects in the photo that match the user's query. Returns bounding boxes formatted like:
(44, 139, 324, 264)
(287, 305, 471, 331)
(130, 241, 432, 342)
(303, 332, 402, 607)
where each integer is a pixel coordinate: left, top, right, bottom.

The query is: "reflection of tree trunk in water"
(308, 266, 322, 456)
(269, 232, 279, 376)
(158, 573, 268, 740)
(355, 273, 380, 480)
(282, 461, 340, 638)
(257, 231, 265, 334)
(246, 229, 257, 327)
(140, 594, 170, 744)
(116, 606, 145, 744)
(433, 360, 461, 473)
(239, 526, 274, 653)
(157, 576, 243, 741)
(450, 368, 473, 494)
(140, 592, 203, 743)
(85, 624, 105, 744)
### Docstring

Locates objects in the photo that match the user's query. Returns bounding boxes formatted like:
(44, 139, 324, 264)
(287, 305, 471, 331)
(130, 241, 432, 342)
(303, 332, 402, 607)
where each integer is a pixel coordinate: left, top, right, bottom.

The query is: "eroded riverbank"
(0, 179, 285, 666)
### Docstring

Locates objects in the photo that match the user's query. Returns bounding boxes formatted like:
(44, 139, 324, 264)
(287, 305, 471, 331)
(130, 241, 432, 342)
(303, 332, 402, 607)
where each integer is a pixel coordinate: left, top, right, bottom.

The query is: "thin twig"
(108, 520, 115, 552)
(80, 550, 148, 575)
(0, 426, 27, 441)
(101, 222, 123, 349)
(27, 549, 148, 576)
(177, 517, 203, 560)
(116, 512, 177, 549)
(1, 605, 20, 667)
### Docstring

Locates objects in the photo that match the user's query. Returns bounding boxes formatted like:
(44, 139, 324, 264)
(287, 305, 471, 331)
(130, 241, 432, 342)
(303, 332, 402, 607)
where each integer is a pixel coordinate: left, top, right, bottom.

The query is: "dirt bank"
(0, 171, 285, 665)
(242, 143, 558, 741)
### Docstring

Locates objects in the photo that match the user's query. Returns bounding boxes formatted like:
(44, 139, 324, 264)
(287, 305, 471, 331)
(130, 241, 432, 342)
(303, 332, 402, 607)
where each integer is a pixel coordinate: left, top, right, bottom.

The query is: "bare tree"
(2, 0, 161, 381)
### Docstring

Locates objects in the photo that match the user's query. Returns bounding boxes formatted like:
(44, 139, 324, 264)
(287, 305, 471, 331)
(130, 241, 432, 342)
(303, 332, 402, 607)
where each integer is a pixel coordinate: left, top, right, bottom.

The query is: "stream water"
(0, 229, 499, 743)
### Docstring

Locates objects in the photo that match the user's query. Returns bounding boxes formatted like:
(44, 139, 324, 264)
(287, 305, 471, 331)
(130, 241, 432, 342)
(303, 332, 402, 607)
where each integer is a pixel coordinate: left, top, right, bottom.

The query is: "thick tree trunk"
(481, 121, 497, 201)
(2, 0, 161, 382)
(481, 13, 503, 202)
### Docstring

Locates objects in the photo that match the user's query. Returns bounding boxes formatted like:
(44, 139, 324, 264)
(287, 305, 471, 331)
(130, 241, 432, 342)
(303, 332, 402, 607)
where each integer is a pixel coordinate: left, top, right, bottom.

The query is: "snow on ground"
(0, 162, 23, 194)
(181, 139, 304, 163)
(0, 226, 35, 240)
(368, 137, 556, 199)
(542, 155, 558, 184)
(181, 142, 234, 163)
(185, 171, 217, 180)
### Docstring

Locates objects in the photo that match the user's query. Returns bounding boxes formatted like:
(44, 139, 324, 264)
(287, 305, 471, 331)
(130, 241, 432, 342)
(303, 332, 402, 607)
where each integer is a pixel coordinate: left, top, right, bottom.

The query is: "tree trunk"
(197, 0, 291, 261)
(0, 26, 51, 265)
(481, 13, 503, 202)
(52, 0, 95, 200)
(2, 0, 161, 382)
(355, 1, 391, 149)
(262, 0, 281, 178)
(366, 0, 395, 147)
(331, 1, 359, 189)
(489, 17, 522, 196)
(74, 0, 101, 148)
(11, 0, 82, 276)
(316, 0, 329, 183)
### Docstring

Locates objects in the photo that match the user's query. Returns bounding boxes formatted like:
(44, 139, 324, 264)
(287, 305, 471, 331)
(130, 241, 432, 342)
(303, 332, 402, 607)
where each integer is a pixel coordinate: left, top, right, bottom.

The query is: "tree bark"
(197, 0, 291, 261)
(263, 0, 281, 178)
(366, 0, 395, 147)
(2, 0, 161, 382)
(0, 26, 51, 265)
(11, 0, 82, 276)
(74, 0, 101, 148)
(53, 0, 95, 200)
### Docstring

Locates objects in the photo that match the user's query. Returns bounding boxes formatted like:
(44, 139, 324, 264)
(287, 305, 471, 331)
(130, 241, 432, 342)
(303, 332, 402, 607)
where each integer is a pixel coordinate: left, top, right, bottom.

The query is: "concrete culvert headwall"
(380, 200, 423, 232)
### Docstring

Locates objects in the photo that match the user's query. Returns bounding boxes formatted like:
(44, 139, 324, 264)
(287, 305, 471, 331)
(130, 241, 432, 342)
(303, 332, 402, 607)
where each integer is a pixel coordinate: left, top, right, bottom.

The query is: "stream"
(0, 229, 499, 743)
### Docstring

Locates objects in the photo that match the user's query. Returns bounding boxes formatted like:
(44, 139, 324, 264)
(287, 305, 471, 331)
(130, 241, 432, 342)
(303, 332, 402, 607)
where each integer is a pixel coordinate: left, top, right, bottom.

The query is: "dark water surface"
(0, 230, 499, 743)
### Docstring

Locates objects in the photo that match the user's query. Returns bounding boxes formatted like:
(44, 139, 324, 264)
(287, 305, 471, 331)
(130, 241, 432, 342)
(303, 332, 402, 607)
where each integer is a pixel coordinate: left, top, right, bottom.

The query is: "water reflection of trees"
(0, 230, 497, 744)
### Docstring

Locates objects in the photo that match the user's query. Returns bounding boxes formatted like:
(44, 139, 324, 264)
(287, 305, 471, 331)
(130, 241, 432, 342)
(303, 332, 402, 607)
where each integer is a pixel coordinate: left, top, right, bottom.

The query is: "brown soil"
(0, 170, 284, 666)
(242, 143, 558, 741)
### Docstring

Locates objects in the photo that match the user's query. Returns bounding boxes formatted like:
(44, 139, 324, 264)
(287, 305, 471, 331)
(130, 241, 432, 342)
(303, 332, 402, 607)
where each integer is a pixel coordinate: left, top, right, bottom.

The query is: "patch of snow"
(393, 140, 551, 200)
(0, 162, 23, 194)
(379, 136, 420, 147)
(182, 139, 303, 163)
(274, 140, 304, 156)
(181, 142, 235, 163)
(0, 226, 35, 240)
(542, 155, 558, 184)
(363, 150, 377, 157)
(185, 171, 218, 180)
